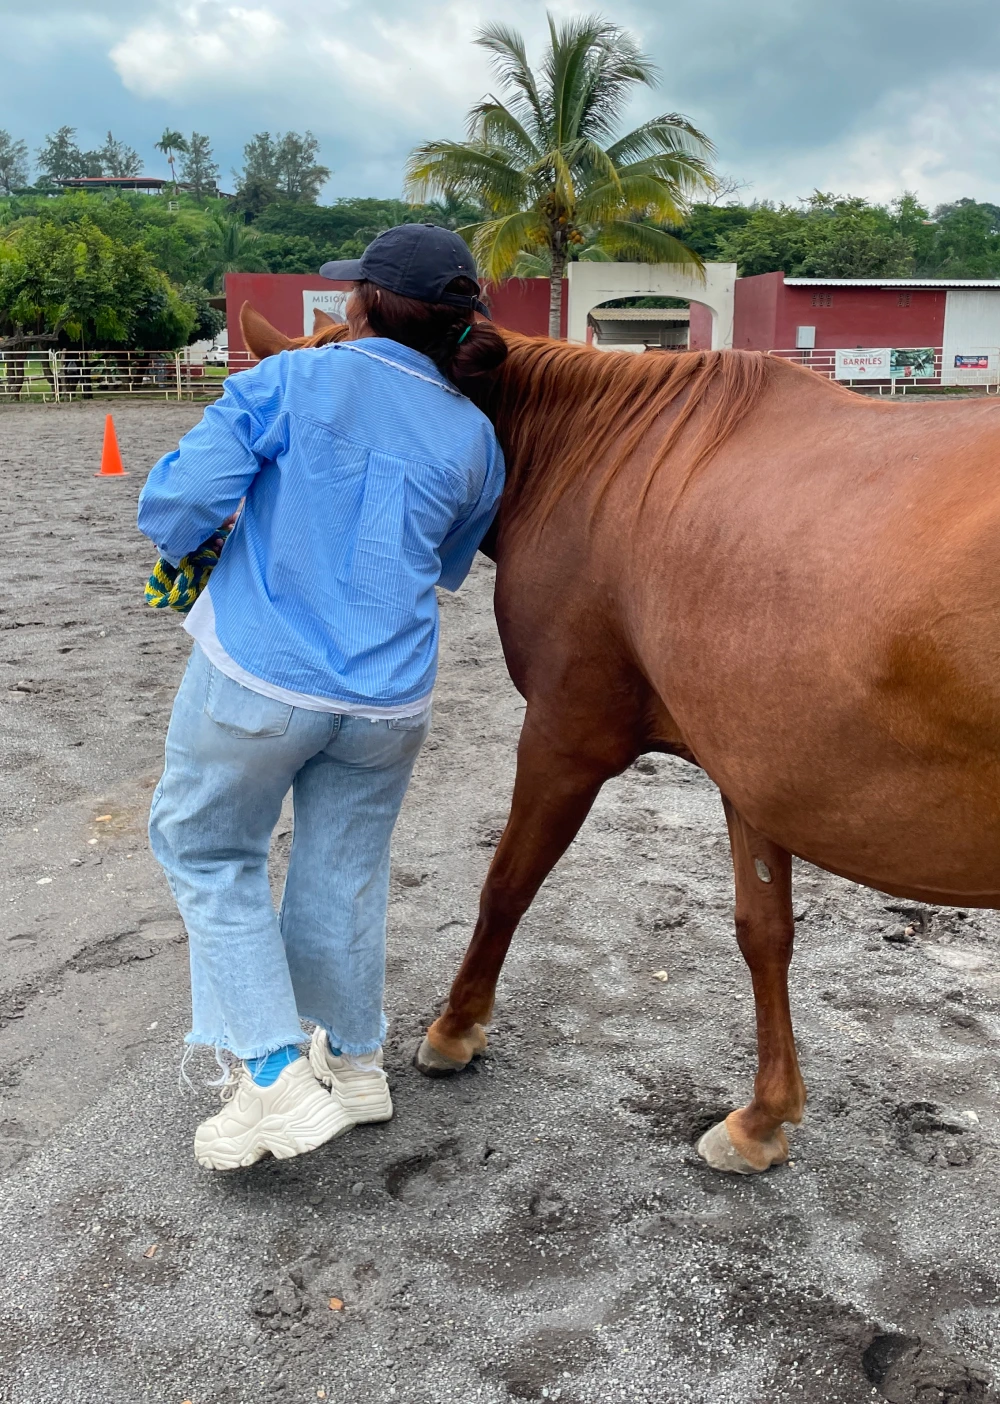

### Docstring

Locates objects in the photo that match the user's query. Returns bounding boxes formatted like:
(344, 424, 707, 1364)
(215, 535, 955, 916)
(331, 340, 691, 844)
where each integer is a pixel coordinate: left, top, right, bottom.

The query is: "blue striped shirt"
(137, 339, 505, 708)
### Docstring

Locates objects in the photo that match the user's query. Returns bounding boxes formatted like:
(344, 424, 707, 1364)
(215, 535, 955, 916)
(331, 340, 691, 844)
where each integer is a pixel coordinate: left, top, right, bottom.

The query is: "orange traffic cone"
(95, 413, 127, 477)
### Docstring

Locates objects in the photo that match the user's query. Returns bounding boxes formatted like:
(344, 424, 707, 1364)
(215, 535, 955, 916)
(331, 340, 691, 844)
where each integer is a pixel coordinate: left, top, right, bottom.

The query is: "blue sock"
(246, 1043, 302, 1087)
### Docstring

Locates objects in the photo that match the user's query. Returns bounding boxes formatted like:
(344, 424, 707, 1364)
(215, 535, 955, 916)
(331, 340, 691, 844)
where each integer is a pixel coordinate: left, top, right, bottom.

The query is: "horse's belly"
(719, 754, 1000, 908)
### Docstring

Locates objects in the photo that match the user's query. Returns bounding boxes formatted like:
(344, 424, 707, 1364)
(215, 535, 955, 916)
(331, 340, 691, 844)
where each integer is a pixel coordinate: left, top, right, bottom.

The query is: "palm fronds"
(405, 13, 716, 335)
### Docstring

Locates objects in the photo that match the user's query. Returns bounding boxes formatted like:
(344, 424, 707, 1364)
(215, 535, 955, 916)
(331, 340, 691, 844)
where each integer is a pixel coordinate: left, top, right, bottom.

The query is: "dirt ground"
(2, 401, 1000, 1404)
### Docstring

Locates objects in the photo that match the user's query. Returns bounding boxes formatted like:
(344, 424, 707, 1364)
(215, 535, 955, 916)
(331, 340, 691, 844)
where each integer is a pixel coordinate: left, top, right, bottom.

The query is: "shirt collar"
(334, 337, 459, 395)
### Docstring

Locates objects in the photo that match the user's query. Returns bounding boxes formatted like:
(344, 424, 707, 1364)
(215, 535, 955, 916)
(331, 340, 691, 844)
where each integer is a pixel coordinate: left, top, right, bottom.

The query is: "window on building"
(897, 291, 912, 307)
(811, 292, 833, 307)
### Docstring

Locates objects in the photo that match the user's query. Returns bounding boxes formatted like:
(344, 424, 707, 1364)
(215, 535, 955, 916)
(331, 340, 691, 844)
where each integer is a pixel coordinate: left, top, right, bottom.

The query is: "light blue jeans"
(149, 644, 430, 1060)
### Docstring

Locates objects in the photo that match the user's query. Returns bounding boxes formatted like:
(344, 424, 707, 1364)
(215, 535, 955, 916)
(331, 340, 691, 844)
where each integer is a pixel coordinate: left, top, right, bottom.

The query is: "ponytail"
(353, 278, 507, 408)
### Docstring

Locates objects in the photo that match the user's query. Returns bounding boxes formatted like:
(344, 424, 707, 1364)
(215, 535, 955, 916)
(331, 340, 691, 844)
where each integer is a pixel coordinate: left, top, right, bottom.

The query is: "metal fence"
(12, 344, 1000, 402)
(769, 346, 1000, 393)
(226, 351, 258, 374)
(0, 350, 229, 403)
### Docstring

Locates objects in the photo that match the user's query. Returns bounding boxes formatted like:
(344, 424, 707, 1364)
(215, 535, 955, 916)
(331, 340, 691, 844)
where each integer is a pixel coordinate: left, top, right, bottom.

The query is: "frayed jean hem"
(184, 1029, 308, 1062)
(306, 1011, 388, 1058)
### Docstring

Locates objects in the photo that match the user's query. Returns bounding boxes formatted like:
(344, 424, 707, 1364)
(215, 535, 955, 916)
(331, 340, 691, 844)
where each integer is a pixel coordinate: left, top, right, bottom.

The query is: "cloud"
(8, 0, 1000, 204)
(738, 71, 1000, 208)
(110, 3, 290, 98)
(104, 0, 599, 188)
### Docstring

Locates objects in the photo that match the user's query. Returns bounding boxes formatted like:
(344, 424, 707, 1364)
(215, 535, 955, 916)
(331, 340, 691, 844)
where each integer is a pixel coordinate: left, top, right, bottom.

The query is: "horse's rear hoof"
(696, 1116, 789, 1174)
(414, 1035, 469, 1078)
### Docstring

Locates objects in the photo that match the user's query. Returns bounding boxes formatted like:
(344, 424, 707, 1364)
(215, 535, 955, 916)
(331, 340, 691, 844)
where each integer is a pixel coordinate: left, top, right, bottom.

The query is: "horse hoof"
(414, 1036, 468, 1078)
(696, 1116, 788, 1174)
(413, 1023, 488, 1079)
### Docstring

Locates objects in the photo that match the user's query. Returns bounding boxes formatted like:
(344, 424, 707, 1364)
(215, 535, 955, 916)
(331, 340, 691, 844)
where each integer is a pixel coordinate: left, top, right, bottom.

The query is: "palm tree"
(405, 16, 715, 338)
(155, 129, 189, 184)
(202, 211, 263, 293)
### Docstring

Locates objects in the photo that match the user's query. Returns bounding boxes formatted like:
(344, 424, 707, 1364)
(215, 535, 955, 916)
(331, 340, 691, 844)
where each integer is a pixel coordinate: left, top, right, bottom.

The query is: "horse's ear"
(312, 307, 344, 333)
(240, 301, 293, 360)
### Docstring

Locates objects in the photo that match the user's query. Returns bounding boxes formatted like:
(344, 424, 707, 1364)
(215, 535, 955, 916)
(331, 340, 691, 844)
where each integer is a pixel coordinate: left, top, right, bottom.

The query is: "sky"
(5, 0, 1000, 210)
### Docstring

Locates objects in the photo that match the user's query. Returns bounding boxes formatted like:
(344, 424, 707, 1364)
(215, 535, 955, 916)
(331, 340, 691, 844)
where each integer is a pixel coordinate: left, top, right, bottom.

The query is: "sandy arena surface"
(2, 401, 1000, 1404)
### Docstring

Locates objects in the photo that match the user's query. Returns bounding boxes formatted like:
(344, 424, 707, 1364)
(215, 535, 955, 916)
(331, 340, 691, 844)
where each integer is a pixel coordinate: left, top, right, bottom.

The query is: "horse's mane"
(487, 334, 776, 530)
(300, 322, 351, 348)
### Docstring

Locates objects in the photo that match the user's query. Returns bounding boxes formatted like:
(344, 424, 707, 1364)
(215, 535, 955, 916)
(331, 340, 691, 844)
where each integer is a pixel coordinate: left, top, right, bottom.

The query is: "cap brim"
(319, 259, 364, 281)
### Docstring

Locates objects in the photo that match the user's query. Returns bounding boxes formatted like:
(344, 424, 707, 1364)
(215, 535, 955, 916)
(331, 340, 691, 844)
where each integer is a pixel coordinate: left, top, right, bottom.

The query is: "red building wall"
(687, 301, 714, 350)
(733, 272, 947, 350)
(225, 272, 565, 357)
(732, 272, 782, 349)
(487, 277, 568, 337)
(775, 284, 946, 349)
(225, 274, 348, 355)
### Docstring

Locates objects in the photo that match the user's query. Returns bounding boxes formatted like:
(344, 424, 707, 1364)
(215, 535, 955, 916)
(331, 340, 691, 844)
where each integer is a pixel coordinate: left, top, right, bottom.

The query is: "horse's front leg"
(697, 796, 807, 1173)
(415, 713, 620, 1075)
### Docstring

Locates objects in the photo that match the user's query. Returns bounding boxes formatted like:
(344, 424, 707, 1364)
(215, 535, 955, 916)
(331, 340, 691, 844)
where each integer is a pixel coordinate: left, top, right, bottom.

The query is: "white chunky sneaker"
(308, 1028, 393, 1124)
(194, 1056, 353, 1171)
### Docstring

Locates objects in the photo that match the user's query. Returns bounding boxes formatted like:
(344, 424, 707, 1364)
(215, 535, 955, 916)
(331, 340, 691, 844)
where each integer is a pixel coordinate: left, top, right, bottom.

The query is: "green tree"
(131, 282, 198, 349)
(712, 203, 809, 276)
(254, 232, 324, 274)
(97, 131, 142, 178)
(406, 16, 714, 337)
(36, 127, 99, 182)
(201, 210, 264, 291)
(254, 197, 412, 245)
(179, 133, 220, 198)
(235, 131, 330, 213)
(234, 132, 279, 216)
(794, 192, 912, 277)
(0, 216, 194, 347)
(716, 194, 914, 278)
(422, 193, 488, 230)
(274, 131, 330, 203)
(675, 202, 752, 261)
(0, 131, 31, 195)
(177, 281, 226, 340)
(925, 199, 1000, 276)
(155, 129, 189, 183)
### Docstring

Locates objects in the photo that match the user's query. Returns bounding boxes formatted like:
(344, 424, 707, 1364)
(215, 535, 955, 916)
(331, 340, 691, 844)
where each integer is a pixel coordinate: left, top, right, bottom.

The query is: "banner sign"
(835, 349, 890, 379)
(834, 347, 937, 380)
(889, 347, 935, 379)
(302, 289, 348, 336)
(954, 353, 991, 370)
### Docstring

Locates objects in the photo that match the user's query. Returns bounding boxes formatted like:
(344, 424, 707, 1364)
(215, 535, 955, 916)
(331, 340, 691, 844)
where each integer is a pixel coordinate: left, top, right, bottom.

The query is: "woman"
(138, 224, 507, 1171)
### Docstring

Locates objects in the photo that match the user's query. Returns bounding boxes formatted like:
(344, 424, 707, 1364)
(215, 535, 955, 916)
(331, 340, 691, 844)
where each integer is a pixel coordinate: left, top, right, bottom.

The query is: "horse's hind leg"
(415, 714, 618, 1075)
(698, 796, 807, 1173)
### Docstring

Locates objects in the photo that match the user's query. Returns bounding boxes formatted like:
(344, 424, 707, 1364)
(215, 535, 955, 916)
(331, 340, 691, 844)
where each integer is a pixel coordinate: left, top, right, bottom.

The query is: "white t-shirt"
(184, 587, 432, 720)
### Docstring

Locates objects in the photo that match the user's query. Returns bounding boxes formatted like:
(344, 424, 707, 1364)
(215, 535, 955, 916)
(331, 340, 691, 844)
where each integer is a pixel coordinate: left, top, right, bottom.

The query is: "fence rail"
(769, 346, 1000, 393)
(11, 344, 1000, 402)
(0, 350, 229, 403)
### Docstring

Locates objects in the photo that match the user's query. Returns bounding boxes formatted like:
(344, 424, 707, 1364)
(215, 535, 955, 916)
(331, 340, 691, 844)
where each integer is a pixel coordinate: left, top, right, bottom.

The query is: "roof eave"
(784, 277, 1000, 289)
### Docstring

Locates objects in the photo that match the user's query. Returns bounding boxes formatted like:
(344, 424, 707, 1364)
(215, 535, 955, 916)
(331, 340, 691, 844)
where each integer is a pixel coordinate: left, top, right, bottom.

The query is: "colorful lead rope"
(145, 527, 231, 614)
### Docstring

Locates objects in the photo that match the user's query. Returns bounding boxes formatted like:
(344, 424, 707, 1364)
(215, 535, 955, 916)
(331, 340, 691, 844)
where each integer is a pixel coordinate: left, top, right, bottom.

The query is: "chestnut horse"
(241, 302, 1000, 1175)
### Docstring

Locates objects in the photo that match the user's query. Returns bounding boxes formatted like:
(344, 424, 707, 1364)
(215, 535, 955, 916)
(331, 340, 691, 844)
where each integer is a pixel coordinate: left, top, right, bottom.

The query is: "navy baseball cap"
(320, 223, 490, 318)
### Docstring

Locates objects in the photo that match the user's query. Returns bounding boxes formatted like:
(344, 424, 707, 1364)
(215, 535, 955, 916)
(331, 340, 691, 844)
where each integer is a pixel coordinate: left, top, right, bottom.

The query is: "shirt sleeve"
(137, 367, 275, 566)
(437, 431, 506, 592)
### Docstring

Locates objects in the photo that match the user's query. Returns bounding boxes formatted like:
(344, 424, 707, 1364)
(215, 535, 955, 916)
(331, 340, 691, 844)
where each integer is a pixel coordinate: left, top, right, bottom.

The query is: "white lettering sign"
(834, 348, 891, 380)
(303, 289, 348, 336)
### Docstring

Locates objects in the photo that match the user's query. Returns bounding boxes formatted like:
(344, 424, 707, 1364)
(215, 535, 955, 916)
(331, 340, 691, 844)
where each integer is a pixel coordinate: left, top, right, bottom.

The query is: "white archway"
(566, 261, 737, 349)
